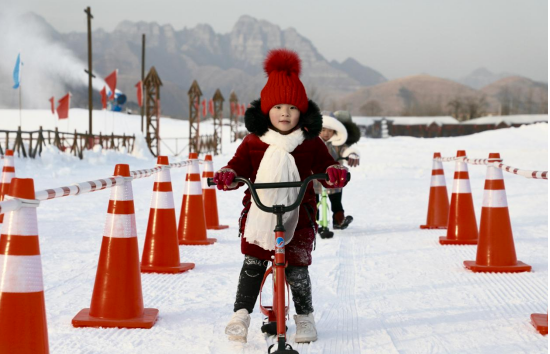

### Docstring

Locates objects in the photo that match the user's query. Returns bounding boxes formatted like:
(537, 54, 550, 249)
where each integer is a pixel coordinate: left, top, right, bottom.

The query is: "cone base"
(72, 308, 159, 329)
(420, 225, 447, 230)
(207, 225, 229, 230)
(141, 262, 195, 274)
(463, 260, 532, 273)
(180, 238, 217, 245)
(530, 314, 548, 335)
(439, 236, 478, 245)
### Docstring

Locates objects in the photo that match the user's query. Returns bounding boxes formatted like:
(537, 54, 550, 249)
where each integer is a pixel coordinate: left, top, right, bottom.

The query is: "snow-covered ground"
(1, 110, 548, 353)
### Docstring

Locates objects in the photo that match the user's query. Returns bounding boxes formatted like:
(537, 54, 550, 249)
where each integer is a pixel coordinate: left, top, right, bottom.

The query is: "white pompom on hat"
(322, 115, 348, 146)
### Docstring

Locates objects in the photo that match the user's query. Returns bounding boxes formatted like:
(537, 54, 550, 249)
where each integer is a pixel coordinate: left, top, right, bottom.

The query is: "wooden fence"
(0, 126, 135, 159)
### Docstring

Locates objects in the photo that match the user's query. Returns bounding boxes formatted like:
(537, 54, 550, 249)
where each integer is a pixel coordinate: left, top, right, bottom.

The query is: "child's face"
(320, 128, 336, 142)
(269, 104, 300, 132)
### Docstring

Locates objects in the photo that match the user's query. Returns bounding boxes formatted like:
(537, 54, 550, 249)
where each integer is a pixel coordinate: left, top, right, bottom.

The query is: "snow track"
(3, 116, 546, 353)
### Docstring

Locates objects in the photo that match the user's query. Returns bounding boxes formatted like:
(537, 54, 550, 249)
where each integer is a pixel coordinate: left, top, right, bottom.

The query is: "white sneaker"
(294, 313, 318, 343)
(225, 309, 251, 343)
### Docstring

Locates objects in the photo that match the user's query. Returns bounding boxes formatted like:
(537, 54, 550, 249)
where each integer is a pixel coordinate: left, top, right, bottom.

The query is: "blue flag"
(13, 53, 21, 89)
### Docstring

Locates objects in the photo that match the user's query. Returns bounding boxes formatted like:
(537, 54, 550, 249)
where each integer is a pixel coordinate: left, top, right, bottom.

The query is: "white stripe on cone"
(0, 255, 44, 292)
(485, 165, 505, 180)
(430, 175, 446, 187)
(103, 214, 138, 238)
(432, 160, 444, 170)
(110, 182, 134, 201)
(189, 160, 201, 175)
(1, 172, 15, 183)
(454, 161, 468, 172)
(452, 179, 472, 194)
(150, 191, 175, 209)
(482, 189, 508, 207)
(1, 208, 38, 236)
(156, 169, 172, 183)
(185, 181, 203, 195)
(3, 157, 14, 168)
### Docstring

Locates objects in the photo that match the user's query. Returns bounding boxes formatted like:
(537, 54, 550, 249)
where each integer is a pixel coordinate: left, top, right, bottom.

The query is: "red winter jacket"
(224, 132, 337, 266)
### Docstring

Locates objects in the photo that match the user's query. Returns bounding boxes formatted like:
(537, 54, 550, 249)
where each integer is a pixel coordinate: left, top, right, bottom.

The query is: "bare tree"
(360, 100, 383, 116)
(464, 95, 488, 120)
(447, 97, 463, 119)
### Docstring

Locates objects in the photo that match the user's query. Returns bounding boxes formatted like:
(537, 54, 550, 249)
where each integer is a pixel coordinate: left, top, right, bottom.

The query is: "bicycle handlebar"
(207, 172, 350, 214)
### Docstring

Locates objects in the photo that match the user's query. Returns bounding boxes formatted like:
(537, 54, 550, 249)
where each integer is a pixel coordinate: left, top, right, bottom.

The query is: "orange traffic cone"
(202, 155, 229, 230)
(141, 156, 195, 273)
(464, 153, 531, 272)
(73, 164, 159, 328)
(420, 152, 449, 229)
(178, 153, 217, 245)
(0, 178, 49, 353)
(439, 150, 478, 245)
(0, 150, 15, 227)
(531, 313, 548, 335)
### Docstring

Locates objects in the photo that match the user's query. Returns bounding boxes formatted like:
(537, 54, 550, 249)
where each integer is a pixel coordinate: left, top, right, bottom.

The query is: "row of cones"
(0, 152, 231, 352)
(421, 150, 531, 272)
(420, 150, 547, 335)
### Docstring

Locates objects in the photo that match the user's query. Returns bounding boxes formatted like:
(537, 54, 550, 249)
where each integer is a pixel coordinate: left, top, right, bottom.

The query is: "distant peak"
(470, 67, 493, 76)
(237, 14, 257, 23)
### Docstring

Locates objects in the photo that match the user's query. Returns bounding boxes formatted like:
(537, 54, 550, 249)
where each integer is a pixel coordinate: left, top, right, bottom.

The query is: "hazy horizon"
(3, 0, 547, 83)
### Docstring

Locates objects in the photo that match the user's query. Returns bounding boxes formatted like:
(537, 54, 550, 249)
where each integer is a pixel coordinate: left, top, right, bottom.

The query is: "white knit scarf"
(243, 128, 305, 250)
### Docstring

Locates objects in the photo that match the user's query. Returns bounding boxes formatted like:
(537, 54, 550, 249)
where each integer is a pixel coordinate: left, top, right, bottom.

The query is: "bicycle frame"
(208, 172, 350, 354)
(317, 187, 329, 228)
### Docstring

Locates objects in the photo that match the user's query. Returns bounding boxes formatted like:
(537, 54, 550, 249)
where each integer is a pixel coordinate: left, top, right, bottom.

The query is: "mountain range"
(0, 13, 546, 118)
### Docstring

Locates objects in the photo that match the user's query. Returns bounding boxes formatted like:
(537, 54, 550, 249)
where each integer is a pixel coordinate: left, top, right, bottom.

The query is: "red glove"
(213, 168, 237, 190)
(326, 165, 348, 188)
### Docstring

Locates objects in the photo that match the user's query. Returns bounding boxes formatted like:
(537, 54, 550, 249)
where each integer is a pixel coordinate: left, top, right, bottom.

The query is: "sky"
(2, 0, 548, 82)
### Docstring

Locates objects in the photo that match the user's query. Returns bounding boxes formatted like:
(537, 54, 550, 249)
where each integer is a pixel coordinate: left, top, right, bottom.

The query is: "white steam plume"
(0, 10, 106, 109)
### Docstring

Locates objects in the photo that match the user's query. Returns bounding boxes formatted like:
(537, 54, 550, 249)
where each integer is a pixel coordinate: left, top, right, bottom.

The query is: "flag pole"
(19, 85, 22, 128)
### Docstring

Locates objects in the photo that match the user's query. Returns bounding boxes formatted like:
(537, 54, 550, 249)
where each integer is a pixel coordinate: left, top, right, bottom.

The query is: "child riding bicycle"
(213, 49, 348, 344)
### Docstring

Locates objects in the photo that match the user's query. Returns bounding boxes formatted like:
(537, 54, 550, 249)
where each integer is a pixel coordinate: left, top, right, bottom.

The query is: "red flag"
(49, 97, 55, 114)
(57, 93, 71, 119)
(104, 70, 117, 99)
(202, 99, 207, 117)
(241, 104, 245, 117)
(135, 81, 143, 107)
(208, 99, 214, 116)
(100, 86, 107, 110)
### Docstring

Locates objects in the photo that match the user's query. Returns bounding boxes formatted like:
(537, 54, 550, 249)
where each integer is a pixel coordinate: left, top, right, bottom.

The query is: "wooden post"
(188, 80, 202, 154)
(212, 89, 224, 155)
(144, 66, 162, 157)
(84, 7, 95, 145)
(141, 34, 146, 133)
(229, 91, 238, 142)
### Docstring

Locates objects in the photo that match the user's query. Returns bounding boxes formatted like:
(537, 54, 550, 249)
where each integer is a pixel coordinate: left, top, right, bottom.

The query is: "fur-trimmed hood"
(244, 98, 322, 140)
(333, 110, 361, 146)
(321, 115, 348, 146)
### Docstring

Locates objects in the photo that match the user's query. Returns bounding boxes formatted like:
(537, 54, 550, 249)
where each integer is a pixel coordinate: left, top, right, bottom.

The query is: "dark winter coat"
(224, 99, 337, 266)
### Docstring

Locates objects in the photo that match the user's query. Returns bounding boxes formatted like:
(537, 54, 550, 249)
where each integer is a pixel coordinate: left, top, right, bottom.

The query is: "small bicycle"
(209, 172, 349, 354)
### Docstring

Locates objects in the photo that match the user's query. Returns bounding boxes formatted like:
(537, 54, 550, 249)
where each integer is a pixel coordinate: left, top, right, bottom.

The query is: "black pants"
(234, 255, 314, 315)
(316, 191, 344, 219)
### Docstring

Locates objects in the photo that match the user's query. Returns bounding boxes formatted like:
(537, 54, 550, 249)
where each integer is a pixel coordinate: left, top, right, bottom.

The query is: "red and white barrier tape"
(434, 156, 547, 180)
(130, 166, 164, 179)
(494, 162, 548, 180)
(0, 158, 204, 214)
(434, 157, 458, 162)
(17, 159, 195, 205)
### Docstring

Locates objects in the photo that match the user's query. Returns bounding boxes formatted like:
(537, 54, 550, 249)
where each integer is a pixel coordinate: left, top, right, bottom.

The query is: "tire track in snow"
(296, 233, 362, 354)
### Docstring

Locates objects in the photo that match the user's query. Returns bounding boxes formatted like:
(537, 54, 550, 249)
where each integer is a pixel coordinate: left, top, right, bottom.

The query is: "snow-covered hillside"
(1, 110, 548, 353)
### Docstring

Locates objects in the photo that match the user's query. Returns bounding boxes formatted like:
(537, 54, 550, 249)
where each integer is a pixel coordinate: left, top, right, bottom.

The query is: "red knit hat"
(260, 49, 309, 114)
